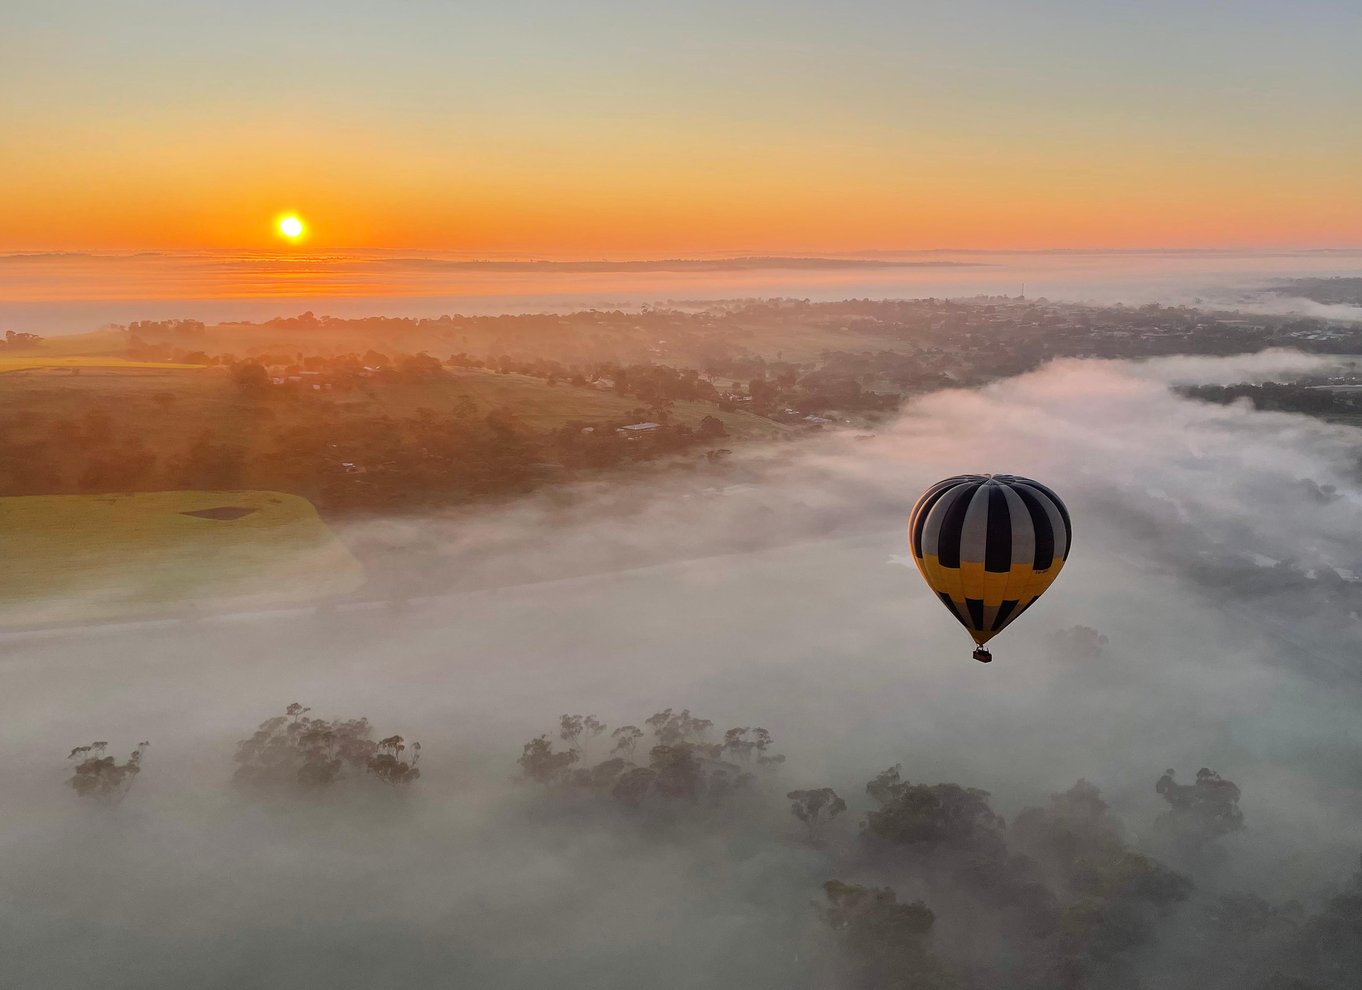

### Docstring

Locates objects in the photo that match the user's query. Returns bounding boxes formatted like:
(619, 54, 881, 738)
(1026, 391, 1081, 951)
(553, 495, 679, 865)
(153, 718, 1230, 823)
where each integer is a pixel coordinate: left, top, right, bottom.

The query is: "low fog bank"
(7, 249, 1361, 333)
(3, 351, 1362, 988)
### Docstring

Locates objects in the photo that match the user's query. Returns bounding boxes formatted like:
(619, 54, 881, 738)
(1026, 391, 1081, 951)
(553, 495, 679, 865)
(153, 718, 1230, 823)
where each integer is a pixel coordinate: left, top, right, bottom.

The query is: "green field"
(0, 490, 364, 626)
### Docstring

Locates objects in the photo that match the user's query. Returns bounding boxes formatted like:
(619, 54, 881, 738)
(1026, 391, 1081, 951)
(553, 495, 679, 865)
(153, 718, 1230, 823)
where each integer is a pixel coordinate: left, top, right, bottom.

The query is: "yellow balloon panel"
(908, 474, 1071, 649)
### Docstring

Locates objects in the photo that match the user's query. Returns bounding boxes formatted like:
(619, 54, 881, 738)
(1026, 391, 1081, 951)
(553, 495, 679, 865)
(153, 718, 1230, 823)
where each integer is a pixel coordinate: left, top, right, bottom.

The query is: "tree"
(368, 737, 421, 785)
(1009, 779, 1194, 987)
(559, 714, 605, 757)
(612, 766, 658, 804)
(399, 352, 444, 380)
(77, 437, 157, 492)
(863, 765, 1004, 849)
(175, 432, 246, 489)
(1, 329, 43, 348)
(231, 361, 269, 389)
(520, 708, 780, 811)
(788, 787, 847, 838)
(697, 414, 727, 438)
(1273, 855, 1362, 988)
(646, 743, 707, 801)
(1155, 767, 1244, 847)
(1011, 778, 1124, 870)
(565, 757, 629, 791)
(722, 727, 784, 768)
(644, 708, 713, 745)
(234, 704, 419, 792)
(747, 377, 777, 406)
(67, 741, 148, 801)
(610, 725, 643, 759)
(818, 880, 952, 989)
(518, 735, 579, 787)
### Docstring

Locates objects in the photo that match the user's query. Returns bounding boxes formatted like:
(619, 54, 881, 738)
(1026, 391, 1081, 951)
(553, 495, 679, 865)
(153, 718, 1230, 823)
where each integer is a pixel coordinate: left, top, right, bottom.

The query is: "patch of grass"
(0, 367, 282, 471)
(0, 490, 364, 626)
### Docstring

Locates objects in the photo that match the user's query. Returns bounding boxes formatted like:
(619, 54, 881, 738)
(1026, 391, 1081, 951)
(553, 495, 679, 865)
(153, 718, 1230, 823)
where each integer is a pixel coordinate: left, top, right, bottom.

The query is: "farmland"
(0, 356, 205, 373)
(0, 490, 364, 627)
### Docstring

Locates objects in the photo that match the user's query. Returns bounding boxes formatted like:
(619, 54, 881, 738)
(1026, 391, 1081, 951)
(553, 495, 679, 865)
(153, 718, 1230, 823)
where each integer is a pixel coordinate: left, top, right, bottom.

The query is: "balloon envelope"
(908, 474, 1071, 647)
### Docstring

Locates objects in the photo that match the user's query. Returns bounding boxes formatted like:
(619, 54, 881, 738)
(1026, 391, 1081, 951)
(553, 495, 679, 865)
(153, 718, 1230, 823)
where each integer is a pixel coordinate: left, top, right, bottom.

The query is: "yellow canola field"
(0, 356, 205, 373)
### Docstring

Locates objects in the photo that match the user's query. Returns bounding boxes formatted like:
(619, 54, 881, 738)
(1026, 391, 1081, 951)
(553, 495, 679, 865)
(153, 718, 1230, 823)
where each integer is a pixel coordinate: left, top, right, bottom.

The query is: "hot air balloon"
(908, 474, 1071, 663)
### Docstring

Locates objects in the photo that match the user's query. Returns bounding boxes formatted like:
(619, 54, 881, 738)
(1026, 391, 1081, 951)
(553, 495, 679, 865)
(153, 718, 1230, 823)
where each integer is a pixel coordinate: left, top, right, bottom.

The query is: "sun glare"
(276, 214, 306, 241)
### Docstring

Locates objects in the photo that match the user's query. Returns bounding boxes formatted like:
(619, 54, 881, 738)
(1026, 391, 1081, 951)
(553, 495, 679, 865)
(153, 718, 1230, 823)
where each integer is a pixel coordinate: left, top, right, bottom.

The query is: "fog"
(5, 248, 1361, 333)
(4, 351, 1362, 988)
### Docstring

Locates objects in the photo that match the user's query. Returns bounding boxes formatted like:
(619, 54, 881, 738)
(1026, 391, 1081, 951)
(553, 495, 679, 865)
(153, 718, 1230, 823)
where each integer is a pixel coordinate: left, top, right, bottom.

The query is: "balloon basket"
(972, 647, 993, 664)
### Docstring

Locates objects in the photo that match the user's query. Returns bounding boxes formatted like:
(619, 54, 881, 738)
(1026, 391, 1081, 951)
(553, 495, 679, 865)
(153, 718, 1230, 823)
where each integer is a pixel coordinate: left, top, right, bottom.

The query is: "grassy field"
(0, 490, 365, 627)
(0, 367, 282, 466)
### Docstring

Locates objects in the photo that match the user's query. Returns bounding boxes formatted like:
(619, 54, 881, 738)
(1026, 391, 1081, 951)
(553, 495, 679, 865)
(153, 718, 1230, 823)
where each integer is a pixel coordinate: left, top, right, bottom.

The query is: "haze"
(5, 350, 1362, 987)
(5, 2, 1362, 988)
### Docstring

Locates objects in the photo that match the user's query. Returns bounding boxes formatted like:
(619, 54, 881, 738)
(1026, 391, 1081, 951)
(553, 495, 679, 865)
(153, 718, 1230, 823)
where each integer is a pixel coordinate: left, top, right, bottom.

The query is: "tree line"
(62, 699, 1362, 989)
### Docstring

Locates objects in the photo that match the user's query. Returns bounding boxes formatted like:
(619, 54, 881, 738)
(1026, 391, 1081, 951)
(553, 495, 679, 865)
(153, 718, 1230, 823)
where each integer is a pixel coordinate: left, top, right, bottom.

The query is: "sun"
(276, 214, 306, 241)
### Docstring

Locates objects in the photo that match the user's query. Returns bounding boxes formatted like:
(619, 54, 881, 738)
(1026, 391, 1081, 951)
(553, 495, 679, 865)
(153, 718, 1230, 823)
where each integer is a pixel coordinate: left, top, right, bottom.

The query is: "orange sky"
(3, 2, 1359, 255)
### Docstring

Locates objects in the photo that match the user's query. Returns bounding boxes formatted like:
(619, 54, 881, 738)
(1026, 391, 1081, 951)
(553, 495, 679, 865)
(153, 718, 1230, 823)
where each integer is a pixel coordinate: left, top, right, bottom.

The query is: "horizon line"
(3, 245, 1361, 262)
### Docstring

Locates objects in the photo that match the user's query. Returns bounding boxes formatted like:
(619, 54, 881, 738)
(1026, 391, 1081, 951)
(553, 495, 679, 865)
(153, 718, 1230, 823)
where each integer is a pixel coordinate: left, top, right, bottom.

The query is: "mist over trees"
(8, 350, 1362, 989)
(53, 695, 1362, 990)
(66, 741, 148, 801)
(518, 709, 784, 808)
(233, 704, 421, 792)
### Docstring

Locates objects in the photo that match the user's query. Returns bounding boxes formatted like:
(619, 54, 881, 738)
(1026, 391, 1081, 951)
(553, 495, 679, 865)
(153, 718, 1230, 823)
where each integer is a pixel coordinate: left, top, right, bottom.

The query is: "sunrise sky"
(3, 0, 1360, 254)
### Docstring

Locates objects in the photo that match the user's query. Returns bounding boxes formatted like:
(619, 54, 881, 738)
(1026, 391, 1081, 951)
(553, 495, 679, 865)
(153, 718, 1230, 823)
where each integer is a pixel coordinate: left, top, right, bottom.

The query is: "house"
(617, 422, 660, 433)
